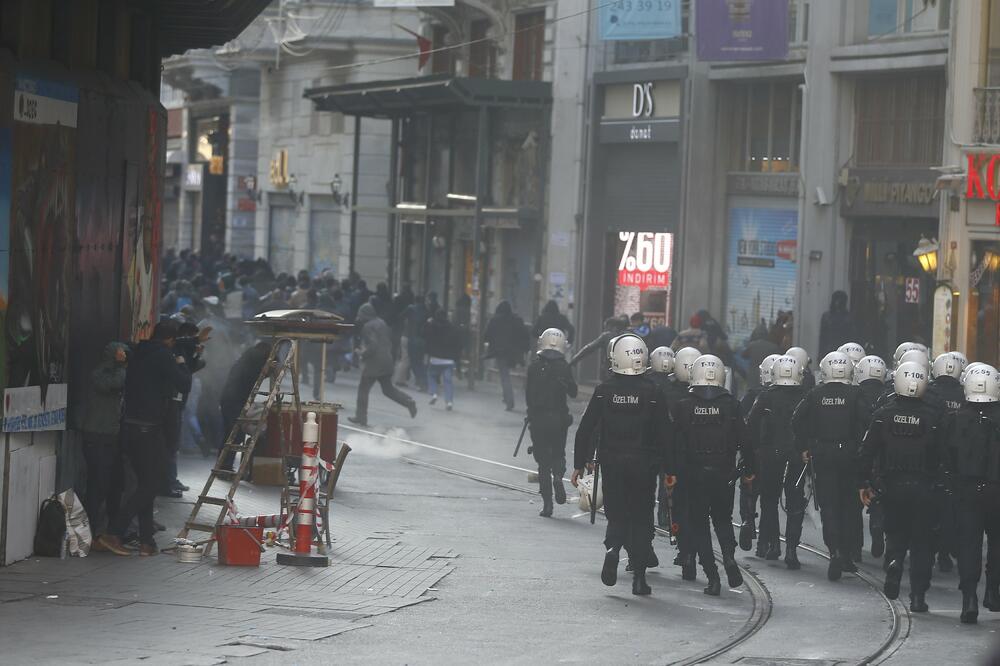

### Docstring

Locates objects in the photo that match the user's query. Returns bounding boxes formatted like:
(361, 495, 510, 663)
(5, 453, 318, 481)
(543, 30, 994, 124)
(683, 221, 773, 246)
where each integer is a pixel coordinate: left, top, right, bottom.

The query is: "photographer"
(163, 320, 208, 497)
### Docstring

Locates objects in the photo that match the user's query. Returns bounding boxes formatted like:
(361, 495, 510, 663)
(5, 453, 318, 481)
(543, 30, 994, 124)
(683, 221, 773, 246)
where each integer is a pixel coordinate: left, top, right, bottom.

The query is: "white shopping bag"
(58, 488, 92, 557)
(577, 472, 604, 513)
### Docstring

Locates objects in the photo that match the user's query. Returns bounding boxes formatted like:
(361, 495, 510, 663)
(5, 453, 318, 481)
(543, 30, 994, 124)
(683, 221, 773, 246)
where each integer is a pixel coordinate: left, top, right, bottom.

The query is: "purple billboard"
(696, 0, 789, 62)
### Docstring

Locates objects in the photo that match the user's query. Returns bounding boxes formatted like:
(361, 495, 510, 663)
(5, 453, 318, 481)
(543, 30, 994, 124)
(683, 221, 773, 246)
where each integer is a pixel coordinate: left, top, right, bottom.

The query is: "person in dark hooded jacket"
(819, 291, 856, 356)
(350, 303, 417, 426)
(81, 341, 128, 544)
(532, 300, 575, 344)
(484, 301, 529, 411)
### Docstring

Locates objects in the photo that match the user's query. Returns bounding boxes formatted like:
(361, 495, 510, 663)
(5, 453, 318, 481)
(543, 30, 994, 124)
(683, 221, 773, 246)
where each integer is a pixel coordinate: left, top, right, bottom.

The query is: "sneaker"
(429, 394, 438, 405)
(97, 534, 131, 557)
(446, 402, 453, 411)
(139, 543, 158, 557)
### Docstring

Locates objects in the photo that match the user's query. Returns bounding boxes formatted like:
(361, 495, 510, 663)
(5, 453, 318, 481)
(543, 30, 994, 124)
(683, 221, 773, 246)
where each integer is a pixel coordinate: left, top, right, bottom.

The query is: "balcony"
(975, 88, 1000, 144)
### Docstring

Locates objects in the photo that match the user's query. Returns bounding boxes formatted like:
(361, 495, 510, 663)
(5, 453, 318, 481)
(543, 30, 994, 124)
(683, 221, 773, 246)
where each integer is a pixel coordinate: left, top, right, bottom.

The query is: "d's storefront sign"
(965, 153, 1000, 224)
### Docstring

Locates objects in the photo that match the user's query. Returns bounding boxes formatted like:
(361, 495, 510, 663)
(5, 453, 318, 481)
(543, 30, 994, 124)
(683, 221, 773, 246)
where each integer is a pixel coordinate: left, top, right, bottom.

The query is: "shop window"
(855, 72, 945, 166)
(513, 10, 545, 81)
(431, 25, 453, 75)
(469, 19, 495, 78)
(724, 81, 802, 173)
(866, 0, 949, 39)
(968, 241, 1000, 368)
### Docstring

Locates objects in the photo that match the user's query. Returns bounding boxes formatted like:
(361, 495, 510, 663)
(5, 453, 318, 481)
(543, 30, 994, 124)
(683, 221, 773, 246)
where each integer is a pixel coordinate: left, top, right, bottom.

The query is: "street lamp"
(329, 173, 350, 208)
(913, 236, 939, 273)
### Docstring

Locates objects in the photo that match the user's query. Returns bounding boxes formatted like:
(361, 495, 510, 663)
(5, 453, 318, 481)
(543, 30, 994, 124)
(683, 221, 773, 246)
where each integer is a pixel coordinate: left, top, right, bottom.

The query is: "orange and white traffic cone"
(277, 412, 329, 567)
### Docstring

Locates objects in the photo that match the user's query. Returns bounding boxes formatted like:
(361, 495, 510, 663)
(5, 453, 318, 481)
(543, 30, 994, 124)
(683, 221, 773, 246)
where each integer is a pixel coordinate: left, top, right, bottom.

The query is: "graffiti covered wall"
(7, 76, 77, 395)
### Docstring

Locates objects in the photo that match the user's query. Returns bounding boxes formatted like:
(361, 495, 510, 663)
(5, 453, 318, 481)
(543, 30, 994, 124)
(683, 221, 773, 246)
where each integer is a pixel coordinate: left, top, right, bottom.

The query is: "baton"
(795, 460, 809, 488)
(590, 460, 600, 525)
(512, 417, 529, 457)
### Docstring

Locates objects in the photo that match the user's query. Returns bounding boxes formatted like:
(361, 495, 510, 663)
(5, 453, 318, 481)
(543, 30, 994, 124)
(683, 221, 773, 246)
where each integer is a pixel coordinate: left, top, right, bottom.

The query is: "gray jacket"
(357, 303, 394, 378)
(80, 342, 128, 436)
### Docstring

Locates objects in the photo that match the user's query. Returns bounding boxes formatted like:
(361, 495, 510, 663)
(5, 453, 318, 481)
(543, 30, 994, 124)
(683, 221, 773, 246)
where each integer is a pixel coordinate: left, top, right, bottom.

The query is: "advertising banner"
(696, 0, 789, 62)
(3, 384, 67, 432)
(600, 0, 682, 41)
(725, 207, 797, 349)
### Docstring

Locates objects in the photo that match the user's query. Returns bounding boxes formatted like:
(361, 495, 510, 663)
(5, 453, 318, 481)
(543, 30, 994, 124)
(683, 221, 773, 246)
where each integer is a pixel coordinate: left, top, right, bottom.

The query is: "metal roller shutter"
(597, 143, 681, 233)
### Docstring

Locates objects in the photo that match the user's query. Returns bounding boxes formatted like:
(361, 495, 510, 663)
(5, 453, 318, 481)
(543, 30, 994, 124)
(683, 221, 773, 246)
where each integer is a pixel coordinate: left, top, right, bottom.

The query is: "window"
(723, 81, 802, 173)
(788, 0, 809, 44)
(469, 19, 495, 78)
(431, 25, 452, 75)
(866, 0, 949, 39)
(513, 10, 545, 81)
(855, 72, 945, 166)
(988, 0, 1000, 86)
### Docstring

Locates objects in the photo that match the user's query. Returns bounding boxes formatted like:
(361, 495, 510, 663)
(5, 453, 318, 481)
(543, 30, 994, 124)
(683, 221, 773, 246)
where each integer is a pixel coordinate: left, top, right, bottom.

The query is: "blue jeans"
(428, 362, 455, 404)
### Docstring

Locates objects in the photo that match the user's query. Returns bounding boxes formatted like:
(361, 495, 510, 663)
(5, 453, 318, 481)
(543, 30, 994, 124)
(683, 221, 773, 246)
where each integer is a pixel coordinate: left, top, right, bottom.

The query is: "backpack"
(34, 496, 66, 557)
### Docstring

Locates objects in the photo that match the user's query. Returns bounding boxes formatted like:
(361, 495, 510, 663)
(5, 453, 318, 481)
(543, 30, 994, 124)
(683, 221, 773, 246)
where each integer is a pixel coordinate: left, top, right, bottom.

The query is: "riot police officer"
(572, 334, 671, 596)
(747, 355, 808, 568)
(855, 354, 889, 558)
(668, 346, 702, 578)
(793, 351, 868, 580)
(786, 347, 816, 390)
(838, 342, 866, 366)
(738, 354, 779, 552)
(525, 328, 578, 518)
(858, 361, 944, 612)
(945, 364, 1000, 624)
(672, 355, 752, 595)
(925, 352, 967, 572)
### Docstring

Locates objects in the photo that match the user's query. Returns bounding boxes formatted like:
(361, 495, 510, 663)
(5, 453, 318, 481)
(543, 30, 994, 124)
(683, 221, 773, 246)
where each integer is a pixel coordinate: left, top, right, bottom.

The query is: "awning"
(304, 74, 553, 119)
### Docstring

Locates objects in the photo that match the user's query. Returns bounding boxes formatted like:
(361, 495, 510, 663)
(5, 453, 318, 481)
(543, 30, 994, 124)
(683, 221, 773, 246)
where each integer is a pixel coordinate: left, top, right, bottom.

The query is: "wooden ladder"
(177, 337, 301, 555)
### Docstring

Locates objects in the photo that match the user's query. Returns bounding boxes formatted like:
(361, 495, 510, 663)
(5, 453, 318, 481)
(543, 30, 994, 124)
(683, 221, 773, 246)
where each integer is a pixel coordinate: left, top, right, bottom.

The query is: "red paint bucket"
(217, 525, 264, 566)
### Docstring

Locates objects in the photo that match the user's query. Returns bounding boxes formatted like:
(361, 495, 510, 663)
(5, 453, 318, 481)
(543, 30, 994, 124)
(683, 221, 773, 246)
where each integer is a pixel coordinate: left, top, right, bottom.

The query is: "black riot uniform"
(746, 383, 808, 567)
(525, 349, 578, 517)
(574, 373, 671, 595)
(858, 397, 944, 609)
(858, 378, 887, 558)
(792, 381, 868, 579)
(925, 374, 965, 572)
(661, 376, 695, 576)
(737, 387, 764, 551)
(944, 399, 1000, 623)
(672, 385, 752, 594)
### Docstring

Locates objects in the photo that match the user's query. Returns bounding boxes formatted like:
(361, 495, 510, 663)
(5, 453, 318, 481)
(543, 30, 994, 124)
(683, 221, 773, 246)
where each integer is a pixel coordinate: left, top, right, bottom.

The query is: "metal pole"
(349, 115, 361, 276)
(387, 117, 400, 290)
(422, 113, 434, 293)
(472, 106, 489, 382)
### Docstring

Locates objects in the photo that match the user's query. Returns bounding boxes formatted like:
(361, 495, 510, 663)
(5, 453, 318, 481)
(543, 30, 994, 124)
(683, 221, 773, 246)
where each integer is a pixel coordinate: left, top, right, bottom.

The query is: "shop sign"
(904, 277, 921, 304)
(965, 153, 1000, 225)
(600, 0, 681, 41)
(184, 164, 202, 189)
(3, 385, 67, 432)
(600, 80, 681, 144)
(632, 83, 655, 117)
(727, 173, 799, 198)
(841, 168, 938, 218)
(696, 0, 789, 62)
(617, 231, 672, 290)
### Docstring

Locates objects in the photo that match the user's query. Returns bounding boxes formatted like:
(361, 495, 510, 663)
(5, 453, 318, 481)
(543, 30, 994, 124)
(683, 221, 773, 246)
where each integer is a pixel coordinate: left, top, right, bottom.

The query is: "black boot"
(552, 471, 566, 505)
(962, 592, 979, 624)
(648, 545, 659, 568)
(909, 591, 929, 613)
(601, 548, 619, 586)
(827, 550, 842, 581)
(764, 541, 781, 561)
(884, 560, 902, 600)
(841, 554, 858, 574)
(704, 571, 721, 596)
(984, 584, 1000, 612)
(784, 547, 801, 570)
(632, 568, 651, 595)
(673, 552, 684, 566)
(739, 520, 756, 552)
(871, 529, 885, 558)
(681, 554, 697, 581)
(723, 555, 744, 588)
(538, 472, 553, 517)
(755, 539, 767, 558)
(937, 552, 953, 573)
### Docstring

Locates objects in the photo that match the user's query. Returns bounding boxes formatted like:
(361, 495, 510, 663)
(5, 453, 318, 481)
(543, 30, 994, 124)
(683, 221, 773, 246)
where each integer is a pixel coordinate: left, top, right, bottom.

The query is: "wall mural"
(7, 76, 77, 397)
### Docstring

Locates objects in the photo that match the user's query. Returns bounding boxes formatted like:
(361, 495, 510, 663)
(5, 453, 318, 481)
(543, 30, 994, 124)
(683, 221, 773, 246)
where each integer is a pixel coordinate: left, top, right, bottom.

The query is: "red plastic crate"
(217, 525, 264, 566)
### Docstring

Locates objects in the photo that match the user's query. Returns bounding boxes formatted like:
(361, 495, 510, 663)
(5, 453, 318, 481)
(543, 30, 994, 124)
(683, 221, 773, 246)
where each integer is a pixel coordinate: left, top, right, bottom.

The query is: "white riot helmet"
(650, 346, 675, 374)
(931, 352, 963, 380)
(964, 364, 1000, 403)
(893, 361, 929, 398)
(898, 349, 930, 372)
(854, 355, 887, 384)
(537, 328, 568, 356)
(893, 342, 926, 366)
(760, 353, 781, 386)
(674, 347, 702, 384)
(962, 362, 988, 384)
(772, 355, 804, 386)
(819, 351, 853, 385)
(837, 342, 866, 365)
(951, 351, 970, 372)
(785, 346, 811, 369)
(607, 334, 648, 376)
(691, 354, 726, 388)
